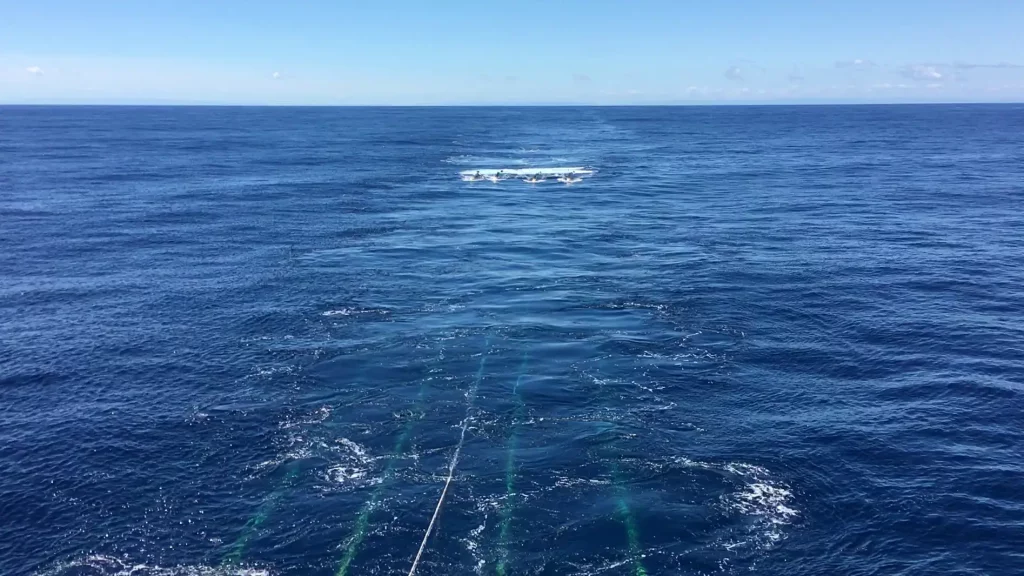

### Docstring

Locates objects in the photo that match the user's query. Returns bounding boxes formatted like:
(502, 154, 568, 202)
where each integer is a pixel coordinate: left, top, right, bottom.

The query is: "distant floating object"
(460, 167, 595, 183)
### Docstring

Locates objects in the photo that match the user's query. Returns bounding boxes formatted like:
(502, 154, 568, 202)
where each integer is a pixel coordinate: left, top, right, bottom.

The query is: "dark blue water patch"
(2, 105, 1024, 575)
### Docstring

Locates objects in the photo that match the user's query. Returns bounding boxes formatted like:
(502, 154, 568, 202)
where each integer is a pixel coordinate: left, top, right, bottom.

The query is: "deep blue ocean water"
(2, 105, 1024, 576)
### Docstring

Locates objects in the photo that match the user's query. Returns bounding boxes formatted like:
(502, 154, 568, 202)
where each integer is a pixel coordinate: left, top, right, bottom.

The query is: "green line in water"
(613, 463, 648, 576)
(222, 461, 301, 566)
(336, 341, 490, 576)
(335, 384, 426, 576)
(495, 351, 528, 576)
(224, 361, 376, 566)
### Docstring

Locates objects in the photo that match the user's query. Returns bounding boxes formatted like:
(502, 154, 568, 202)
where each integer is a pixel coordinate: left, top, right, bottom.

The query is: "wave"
(36, 555, 270, 576)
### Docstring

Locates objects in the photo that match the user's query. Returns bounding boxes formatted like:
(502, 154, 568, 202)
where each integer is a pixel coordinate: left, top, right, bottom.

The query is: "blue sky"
(2, 0, 1023, 104)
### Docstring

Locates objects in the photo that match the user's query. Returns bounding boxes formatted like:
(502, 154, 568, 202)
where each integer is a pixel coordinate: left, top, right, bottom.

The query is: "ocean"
(2, 105, 1023, 576)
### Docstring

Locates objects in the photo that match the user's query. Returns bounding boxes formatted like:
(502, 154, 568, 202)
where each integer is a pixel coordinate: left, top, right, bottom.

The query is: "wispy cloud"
(953, 61, 1024, 70)
(835, 59, 875, 69)
(724, 66, 743, 81)
(901, 64, 943, 80)
(272, 71, 281, 79)
(26, 66, 44, 76)
(685, 85, 729, 99)
(894, 61, 1021, 84)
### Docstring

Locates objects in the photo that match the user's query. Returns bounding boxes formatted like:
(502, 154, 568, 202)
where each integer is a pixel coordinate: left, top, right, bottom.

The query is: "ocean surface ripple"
(2, 105, 1023, 575)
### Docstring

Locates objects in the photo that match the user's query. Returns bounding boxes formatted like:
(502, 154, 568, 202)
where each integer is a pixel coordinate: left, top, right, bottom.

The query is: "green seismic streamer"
(335, 382, 428, 576)
(338, 340, 489, 576)
(613, 463, 648, 576)
(222, 463, 301, 566)
(495, 351, 528, 576)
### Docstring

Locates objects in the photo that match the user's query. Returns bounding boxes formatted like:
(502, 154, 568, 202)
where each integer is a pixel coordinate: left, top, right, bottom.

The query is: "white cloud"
(272, 71, 281, 79)
(26, 66, 44, 76)
(724, 66, 743, 81)
(836, 59, 875, 69)
(902, 65, 943, 80)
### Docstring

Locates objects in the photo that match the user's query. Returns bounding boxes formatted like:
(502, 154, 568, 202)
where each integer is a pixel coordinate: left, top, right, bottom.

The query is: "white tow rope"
(407, 348, 487, 576)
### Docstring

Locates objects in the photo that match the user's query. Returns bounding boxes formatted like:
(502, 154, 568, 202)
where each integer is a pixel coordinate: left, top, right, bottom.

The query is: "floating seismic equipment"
(460, 167, 595, 184)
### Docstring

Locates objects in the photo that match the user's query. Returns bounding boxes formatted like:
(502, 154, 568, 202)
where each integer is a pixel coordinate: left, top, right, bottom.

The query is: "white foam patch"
(600, 301, 668, 313)
(442, 155, 533, 166)
(278, 406, 332, 460)
(674, 458, 799, 549)
(187, 411, 210, 423)
(246, 406, 338, 475)
(733, 482, 799, 532)
(474, 494, 506, 514)
(280, 405, 331, 430)
(337, 437, 367, 459)
(563, 556, 632, 576)
(639, 349, 723, 366)
(322, 437, 380, 489)
(251, 457, 285, 474)
(325, 463, 367, 484)
(250, 365, 296, 379)
(461, 520, 488, 575)
(421, 301, 465, 314)
(36, 555, 271, 576)
(554, 476, 612, 489)
(321, 307, 390, 317)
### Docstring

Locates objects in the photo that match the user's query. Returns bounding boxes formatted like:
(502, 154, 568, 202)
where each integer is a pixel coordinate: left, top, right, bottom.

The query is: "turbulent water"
(2, 105, 1023, 576)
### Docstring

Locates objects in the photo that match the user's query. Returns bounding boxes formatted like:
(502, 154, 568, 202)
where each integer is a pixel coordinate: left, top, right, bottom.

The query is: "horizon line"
(1, 100, 1023, 108)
